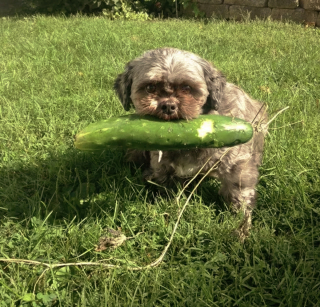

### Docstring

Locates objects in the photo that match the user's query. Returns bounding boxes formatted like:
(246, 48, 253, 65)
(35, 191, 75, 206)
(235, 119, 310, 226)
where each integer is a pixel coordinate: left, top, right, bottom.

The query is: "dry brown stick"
(265, 106, 290, 127)
(0, 258, 122, 269)
(269, 120, 303, 130)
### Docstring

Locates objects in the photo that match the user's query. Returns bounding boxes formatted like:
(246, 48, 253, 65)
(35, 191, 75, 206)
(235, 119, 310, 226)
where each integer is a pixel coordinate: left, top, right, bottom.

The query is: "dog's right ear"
(114, 64, 134, 111)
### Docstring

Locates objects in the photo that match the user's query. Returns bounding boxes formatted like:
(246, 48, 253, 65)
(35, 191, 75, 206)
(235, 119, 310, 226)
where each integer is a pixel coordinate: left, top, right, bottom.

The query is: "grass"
(0, 15, 320, 306)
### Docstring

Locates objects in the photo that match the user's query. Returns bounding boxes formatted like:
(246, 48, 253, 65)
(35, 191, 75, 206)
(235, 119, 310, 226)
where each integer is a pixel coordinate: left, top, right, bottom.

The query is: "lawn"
(0, 15, 320, 306)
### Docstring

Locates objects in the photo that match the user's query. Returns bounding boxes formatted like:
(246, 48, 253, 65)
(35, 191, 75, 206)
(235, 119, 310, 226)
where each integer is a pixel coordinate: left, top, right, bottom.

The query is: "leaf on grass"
(22, 293, 35, 302)
(259, 85, 271, 94)
(37, 292, 57, 304)
(95, 228, 127, 251)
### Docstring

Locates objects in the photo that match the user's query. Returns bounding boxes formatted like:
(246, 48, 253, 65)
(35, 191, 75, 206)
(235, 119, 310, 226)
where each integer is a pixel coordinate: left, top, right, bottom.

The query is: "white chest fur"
(170, 162, 200, 178)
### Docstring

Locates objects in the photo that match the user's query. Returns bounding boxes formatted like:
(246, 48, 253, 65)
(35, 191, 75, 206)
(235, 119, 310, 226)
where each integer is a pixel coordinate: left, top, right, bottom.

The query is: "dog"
(114, 48, 267, 240)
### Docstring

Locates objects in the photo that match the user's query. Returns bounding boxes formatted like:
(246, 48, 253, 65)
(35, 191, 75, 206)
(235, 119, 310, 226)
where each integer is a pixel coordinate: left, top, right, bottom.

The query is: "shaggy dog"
(114, 48, 267, 239)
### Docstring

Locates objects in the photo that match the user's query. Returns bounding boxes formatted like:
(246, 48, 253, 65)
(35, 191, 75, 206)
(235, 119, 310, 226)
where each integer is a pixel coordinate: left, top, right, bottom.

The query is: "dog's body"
(114, 48, 267, 239)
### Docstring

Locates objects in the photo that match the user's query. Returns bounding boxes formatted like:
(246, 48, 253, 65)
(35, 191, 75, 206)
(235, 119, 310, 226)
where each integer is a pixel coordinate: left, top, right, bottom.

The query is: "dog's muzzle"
(160, 100, 177, 115)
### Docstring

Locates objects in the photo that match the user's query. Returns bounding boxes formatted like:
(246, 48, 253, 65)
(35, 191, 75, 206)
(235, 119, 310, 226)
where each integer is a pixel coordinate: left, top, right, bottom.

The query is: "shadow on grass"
(0, 148, 140, 221)
(0, 147, 226, 223)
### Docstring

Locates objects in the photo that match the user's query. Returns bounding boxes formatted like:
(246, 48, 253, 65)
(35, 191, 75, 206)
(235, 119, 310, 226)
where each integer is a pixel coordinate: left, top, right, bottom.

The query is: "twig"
(269, 120, 303, 130)
(0, 258, 121, 269)
(265, 106, 290, 127)
(251, 102, 267, 124)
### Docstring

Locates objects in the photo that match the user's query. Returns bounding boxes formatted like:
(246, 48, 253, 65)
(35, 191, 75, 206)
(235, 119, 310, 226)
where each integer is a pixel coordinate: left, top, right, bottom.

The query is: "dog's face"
(130, 73, 208, 121)
(114, 48, 226, 120)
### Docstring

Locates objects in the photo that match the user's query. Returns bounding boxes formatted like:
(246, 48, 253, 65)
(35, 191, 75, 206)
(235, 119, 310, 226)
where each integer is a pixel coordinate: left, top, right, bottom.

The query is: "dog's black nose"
(161, 101, 177, 115)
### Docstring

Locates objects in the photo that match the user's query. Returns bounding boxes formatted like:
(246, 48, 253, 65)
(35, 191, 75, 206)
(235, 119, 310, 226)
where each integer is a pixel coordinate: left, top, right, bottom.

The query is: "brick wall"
(190, 0, 320, 27)
(1, 0, 319, 26)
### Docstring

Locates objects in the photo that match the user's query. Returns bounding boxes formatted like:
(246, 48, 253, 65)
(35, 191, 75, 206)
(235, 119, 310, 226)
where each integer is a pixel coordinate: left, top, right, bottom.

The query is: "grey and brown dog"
(114, 48, 267, 239)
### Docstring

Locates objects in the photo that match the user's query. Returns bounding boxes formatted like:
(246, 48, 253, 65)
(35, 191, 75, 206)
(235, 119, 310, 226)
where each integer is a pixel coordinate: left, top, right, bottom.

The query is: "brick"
(268, 0, 299, 9)
(198, 0, 223, 4)
(198, 4, 229, 18)
(300, 0, 320, 11)
(302, 8, 318, 21)
(224, 0, 267, 7)
(229, 5, 271, 20)
(271, 8, 318, 23)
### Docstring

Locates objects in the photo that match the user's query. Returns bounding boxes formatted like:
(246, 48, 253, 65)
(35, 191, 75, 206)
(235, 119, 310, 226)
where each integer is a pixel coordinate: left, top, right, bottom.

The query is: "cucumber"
(74, 114, 253, 151)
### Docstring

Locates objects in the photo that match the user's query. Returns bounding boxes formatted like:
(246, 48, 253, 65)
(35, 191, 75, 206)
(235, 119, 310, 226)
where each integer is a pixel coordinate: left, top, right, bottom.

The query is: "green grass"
(0, 15, 320, 306)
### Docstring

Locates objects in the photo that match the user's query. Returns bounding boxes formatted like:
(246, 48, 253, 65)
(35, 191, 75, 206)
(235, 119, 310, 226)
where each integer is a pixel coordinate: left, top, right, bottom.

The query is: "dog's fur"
(114, 48, 267, 239)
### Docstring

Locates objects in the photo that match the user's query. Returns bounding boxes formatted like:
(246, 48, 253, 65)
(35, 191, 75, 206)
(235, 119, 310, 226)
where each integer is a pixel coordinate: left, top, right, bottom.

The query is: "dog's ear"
(200, 60, 226, 111)
(114, 64, 134, 111)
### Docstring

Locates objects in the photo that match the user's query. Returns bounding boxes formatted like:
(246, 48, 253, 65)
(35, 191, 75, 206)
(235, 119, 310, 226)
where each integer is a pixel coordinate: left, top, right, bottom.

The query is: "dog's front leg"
(218, 160, 260, 241)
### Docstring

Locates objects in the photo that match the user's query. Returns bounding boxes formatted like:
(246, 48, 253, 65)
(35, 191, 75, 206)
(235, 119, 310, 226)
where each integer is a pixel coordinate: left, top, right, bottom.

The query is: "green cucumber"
(74, 114, 253, 151)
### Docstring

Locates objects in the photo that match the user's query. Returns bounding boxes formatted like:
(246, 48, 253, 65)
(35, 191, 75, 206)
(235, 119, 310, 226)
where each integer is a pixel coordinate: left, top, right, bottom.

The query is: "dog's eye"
(146, 84, 156, 93)
(181, 85, 191, 93)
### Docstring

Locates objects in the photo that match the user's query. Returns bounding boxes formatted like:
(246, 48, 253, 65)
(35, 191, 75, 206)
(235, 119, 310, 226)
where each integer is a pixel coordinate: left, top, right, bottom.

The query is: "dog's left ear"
(114, 64, 134, 111)
(200, 60, 226, 111)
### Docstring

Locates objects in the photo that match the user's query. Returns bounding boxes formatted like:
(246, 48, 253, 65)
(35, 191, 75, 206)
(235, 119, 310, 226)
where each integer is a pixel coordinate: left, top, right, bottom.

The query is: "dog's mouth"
(134, 96, 201, 121)
(157, 112, 180, 121)
(144, 107, 197, 121)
